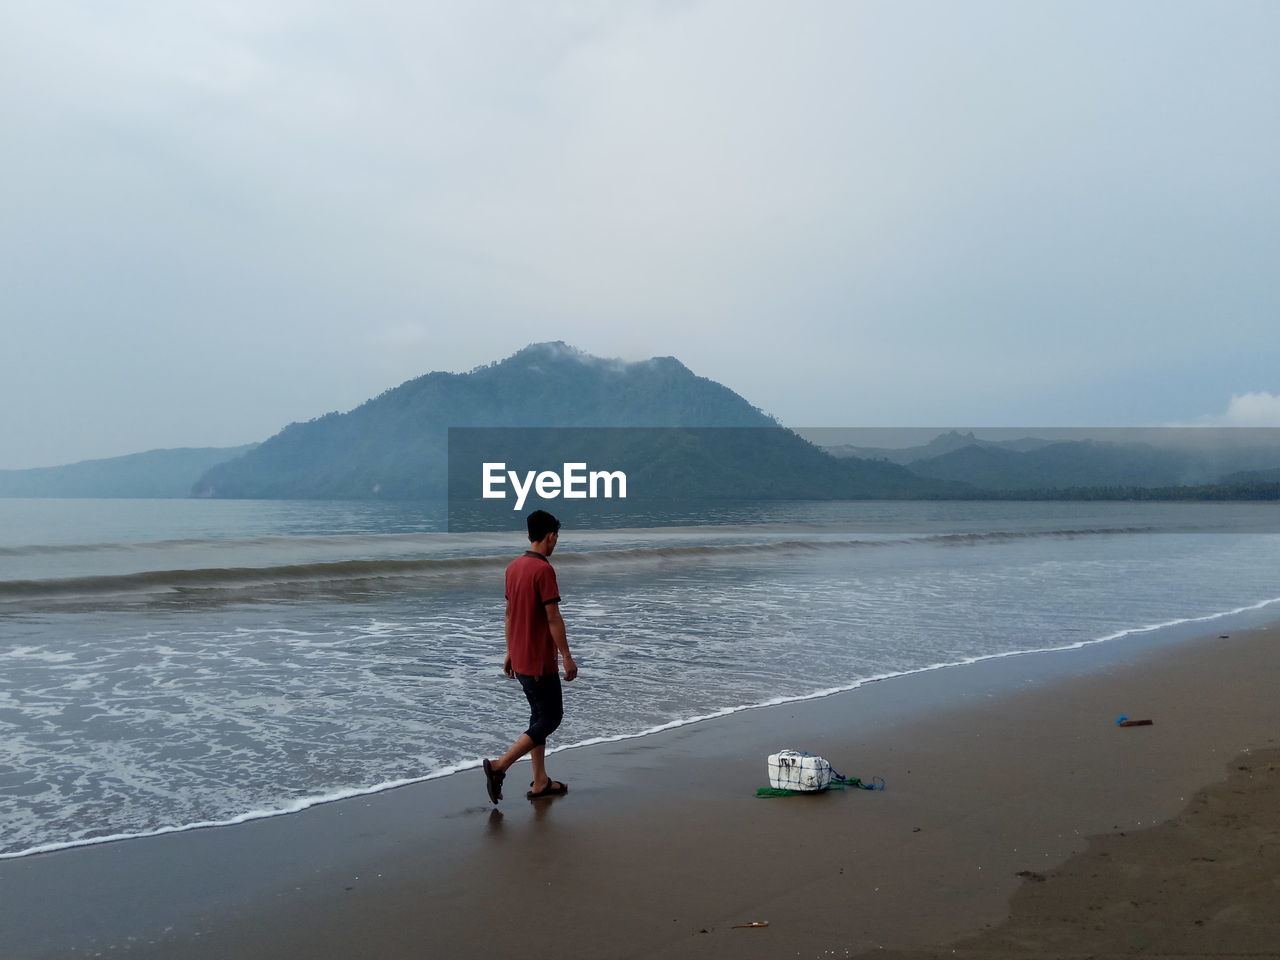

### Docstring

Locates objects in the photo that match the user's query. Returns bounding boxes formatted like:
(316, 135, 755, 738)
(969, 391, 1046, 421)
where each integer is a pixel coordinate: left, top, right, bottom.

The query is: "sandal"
(483, 759, 505, 804)
(526, 779, 568, 800)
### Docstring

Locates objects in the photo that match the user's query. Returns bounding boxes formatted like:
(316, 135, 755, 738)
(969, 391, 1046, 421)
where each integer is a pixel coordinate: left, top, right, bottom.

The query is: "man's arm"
(545, 602, 577, 682)
(503, 601, 515, 678)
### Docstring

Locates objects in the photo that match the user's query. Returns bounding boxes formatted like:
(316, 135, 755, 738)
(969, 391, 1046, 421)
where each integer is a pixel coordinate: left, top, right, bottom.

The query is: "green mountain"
(0, 445, 258, 498)
(194, 342, 950, 501)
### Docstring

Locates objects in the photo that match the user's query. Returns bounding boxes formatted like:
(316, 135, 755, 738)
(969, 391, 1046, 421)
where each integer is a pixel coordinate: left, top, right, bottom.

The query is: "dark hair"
(526, 510, 561, 542)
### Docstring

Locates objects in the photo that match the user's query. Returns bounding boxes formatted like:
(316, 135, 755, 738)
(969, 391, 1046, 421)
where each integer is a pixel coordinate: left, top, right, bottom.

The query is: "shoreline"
(7, 592, 1278, 865)
(4, 617, 1280, 958)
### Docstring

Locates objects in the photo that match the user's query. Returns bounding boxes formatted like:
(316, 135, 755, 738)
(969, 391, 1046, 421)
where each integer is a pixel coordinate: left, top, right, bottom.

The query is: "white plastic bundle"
(767, 749, 833, 792)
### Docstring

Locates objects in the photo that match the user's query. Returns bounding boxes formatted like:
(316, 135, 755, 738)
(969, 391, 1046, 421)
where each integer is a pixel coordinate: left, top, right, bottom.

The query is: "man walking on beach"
(483, 510, 578, 803)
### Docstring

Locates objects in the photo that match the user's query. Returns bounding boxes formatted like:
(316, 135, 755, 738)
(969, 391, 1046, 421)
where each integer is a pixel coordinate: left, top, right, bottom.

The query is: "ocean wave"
(0, 531, 464, 557)
(0, 526, 1162, 604)
(0, 526, 1158, 603)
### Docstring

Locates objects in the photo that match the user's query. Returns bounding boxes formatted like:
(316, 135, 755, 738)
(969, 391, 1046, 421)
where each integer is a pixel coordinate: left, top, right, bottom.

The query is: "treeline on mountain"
(447, 426, 952, 508)
(824, 430, 1054, 464)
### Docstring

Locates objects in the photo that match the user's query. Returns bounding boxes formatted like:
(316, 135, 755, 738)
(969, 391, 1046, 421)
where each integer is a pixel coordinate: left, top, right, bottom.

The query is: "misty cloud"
(2, 1, 1278, 468)
(1193, 393, 1280, 428)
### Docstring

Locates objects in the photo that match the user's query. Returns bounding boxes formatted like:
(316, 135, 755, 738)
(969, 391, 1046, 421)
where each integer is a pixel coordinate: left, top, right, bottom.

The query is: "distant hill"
(824, 430, 1054, 464)
(194, 342, 951, 501)
(1219, 466, 1280, 484)
(905, 438, 1280, 491)
(0, 445, 258, 498)
(968, 479, 1280, 502)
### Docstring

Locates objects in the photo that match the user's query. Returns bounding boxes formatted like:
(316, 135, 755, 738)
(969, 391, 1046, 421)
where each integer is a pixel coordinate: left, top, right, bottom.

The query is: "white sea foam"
(1, 645, 76, 663)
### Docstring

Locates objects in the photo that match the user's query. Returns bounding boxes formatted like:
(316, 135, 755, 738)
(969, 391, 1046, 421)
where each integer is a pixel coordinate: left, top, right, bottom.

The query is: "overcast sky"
(2, 0, 1277, 468)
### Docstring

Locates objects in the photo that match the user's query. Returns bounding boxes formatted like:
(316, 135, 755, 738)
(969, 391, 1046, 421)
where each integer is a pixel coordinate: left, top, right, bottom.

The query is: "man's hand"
(503, 653, 515, 679)
(563, 656, 578, 682)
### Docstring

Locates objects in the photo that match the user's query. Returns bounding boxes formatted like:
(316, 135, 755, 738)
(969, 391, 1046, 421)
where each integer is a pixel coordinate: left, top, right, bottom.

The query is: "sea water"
(1, 498, 1278, 859)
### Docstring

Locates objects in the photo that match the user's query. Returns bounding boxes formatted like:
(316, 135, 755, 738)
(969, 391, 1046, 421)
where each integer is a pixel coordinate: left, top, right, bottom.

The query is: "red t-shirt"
(505, 551, 561, 676)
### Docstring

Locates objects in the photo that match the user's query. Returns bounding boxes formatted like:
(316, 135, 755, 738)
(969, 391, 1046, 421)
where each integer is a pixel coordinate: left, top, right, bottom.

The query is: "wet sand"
(3, 621, 1279, 959)
(875, 745, 1280, 959)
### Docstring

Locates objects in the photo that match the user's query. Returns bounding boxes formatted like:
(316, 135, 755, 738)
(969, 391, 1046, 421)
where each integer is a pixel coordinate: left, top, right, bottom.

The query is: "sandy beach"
(4, 619, 1279, 960)
(875, 744, 1280, 959)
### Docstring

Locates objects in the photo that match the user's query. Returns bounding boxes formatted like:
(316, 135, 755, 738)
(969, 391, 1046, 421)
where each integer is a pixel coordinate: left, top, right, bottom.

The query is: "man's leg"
(483, 732, 532, 804)
(485, 674, 563, 801)
(493, 733, 535, 773)
(492, 671, 544, 777)
(524, 674, 563, 793)
(491, 740, 552, 791)
(529, 744, 548, 792)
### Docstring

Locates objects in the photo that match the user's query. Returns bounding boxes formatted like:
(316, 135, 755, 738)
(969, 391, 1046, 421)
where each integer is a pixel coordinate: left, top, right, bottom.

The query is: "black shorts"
(516, 672, 563, 746)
